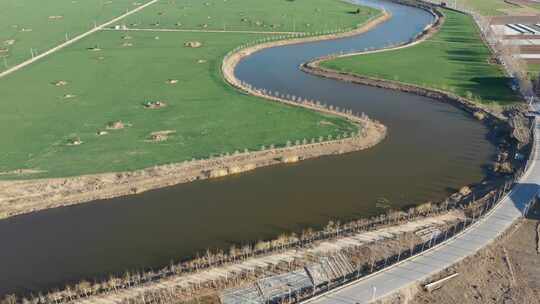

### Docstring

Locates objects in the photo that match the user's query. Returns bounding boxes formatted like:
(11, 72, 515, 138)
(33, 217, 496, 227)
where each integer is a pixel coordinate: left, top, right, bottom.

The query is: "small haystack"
(144, 101, 167, 109)
(52, 80, 68, 87)
(147, 130, 175, 142)
(184, 41, 202, 48)
(122, 42, 133, 47)
(97, 130, 108, 136)
(197, 59, 207, 64)
(122, 35, 133, 40)
(154, 36, 160, 40)
(67, 137, 83, 146)
(20, 28, 33, 32)
(63, 94, 76, 99)
(48, 15, 64, 20)
(4, 39, 15, 46)
(166, 79, 178, 84)
(106, 120, 125, 130)
(87, 46, 102, 51)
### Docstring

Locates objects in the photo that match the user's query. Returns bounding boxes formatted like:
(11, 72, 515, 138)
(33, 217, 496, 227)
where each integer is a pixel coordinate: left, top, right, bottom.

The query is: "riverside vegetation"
(320, 8, 520, 107)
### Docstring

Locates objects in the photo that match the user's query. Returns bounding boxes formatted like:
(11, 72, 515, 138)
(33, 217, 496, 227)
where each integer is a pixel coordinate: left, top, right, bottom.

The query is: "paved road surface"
(305, 114, 540, 304)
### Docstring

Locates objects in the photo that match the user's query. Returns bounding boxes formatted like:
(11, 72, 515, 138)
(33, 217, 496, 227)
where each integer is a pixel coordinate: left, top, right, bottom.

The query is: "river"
(0, 0, 495, 296)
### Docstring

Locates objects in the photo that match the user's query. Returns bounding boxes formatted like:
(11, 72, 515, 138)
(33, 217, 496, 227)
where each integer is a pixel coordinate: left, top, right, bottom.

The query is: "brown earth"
(381, 203, 540, 304)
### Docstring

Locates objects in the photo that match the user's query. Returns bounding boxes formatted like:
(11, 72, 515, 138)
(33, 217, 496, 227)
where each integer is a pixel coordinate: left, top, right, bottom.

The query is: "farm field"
(0, 0, 153, 72)
(115, 0, 378, 33)
(321, 9, 519, 106)
(0, 0, 379, 179)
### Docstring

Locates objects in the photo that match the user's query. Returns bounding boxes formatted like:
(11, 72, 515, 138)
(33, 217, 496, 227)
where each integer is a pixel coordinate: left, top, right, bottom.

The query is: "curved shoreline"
(301, 5, 508, 121)
(0, 12, 392, 221)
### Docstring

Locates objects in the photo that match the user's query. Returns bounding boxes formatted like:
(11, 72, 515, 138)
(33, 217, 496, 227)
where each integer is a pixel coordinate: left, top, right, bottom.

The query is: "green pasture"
(321, 9, 519, 106)
(0, 0, 153, 72)
(116, 0, 378, 33)
(0, 31, 357, 178)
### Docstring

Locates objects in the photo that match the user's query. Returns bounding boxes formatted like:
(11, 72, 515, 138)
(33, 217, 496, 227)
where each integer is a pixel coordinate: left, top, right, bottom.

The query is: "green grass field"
(0, 0, 376, 179)
(116, 0, 377, 33)
(0, 0, 154, 72)
(321, 9, 519, 106)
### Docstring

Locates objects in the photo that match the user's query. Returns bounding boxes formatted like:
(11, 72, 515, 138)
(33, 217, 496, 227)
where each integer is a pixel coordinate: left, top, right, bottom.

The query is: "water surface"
(0, 0, 495, 296)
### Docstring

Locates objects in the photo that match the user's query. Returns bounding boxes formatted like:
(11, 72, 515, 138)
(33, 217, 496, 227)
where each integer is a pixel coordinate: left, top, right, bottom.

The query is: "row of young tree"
(1, 182, 504, 304)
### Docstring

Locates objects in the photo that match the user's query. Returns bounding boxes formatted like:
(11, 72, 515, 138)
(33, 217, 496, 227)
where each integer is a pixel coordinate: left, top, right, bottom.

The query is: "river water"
(0, 0, 495, 296)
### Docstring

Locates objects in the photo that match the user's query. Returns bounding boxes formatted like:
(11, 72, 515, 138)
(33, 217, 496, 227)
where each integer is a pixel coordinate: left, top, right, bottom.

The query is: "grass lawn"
(0, 0, 153, 72)
(0, 31, 358, 179)
(0, 0, 377, 179)
(116, 0, 378, 33)
(321, 9, 519, 106)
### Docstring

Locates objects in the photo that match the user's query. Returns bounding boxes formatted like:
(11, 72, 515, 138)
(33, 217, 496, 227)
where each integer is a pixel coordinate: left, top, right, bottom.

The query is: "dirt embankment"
(0, 121, 386, 220)
(0, 12, 394, 220)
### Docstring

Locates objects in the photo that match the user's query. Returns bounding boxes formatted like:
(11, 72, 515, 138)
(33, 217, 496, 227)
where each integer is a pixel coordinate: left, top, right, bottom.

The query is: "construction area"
(490, 16, 540, 64)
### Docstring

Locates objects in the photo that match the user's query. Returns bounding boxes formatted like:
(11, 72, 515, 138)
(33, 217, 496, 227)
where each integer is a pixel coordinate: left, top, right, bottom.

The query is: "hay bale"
(52, 80, 68, 87)
(67, 137, 83, 146)
(143, 101, 167, 109)
(473, 111, 486, 121)
(280, 155, 299, 163)
(3, 39, 15, 46)
(63, 94, 76, 99)
(48, 15, 64, 20)
(107, 121, 125, 130)
(184, 41, 202, 48)
(122, 35, 133, 40)
(459, 186, 472, 196)
(20, 28, 32, 32)
(148, 130, 175, 142)
(166, 79, 178, 84)
(122, 42, 133, 47)
(97, 130, 108, 136)
(197, 59, 207, 64)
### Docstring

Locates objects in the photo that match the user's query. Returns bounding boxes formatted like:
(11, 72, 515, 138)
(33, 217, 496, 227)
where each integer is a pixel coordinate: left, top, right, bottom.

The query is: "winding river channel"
(0, 0, 496, 297)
